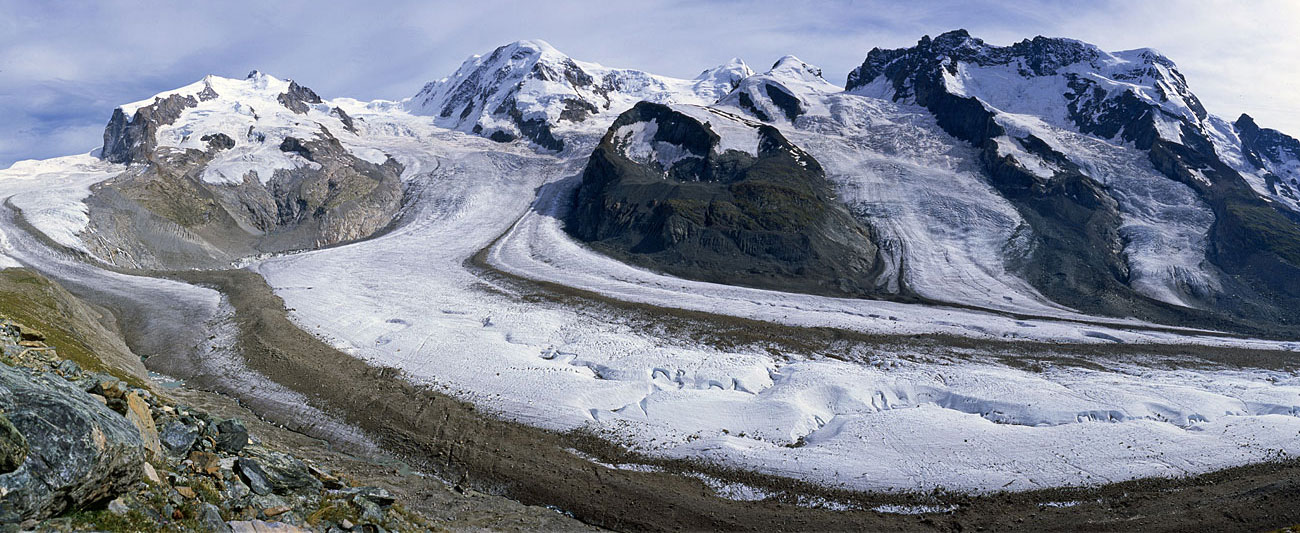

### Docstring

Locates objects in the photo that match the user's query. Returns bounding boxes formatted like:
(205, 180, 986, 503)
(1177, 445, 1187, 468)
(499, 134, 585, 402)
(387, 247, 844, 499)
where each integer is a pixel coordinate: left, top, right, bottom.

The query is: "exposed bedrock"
(567, 102, 894, 299)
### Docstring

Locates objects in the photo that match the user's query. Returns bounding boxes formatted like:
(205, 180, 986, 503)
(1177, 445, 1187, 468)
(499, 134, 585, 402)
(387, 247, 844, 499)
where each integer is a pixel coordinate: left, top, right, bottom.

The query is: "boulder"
(235, 457, 274, 496)
(160, 420, 199, 457)
(215, 418, 249, 453)
(0, 365, 144, 521)
(240, 450, 322, 496)
(198, 502, 231, 533)
(124, 391, 162, 460)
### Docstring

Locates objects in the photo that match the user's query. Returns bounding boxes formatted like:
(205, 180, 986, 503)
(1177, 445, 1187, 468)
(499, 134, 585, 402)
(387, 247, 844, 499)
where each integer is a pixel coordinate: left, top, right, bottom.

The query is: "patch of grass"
(1225, 200, 1300, 265)
(0, 269, 145, 388)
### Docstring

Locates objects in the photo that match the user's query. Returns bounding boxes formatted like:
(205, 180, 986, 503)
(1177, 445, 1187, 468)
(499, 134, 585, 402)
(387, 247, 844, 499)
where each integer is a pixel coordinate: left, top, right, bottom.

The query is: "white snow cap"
(769, 55, 824, 80)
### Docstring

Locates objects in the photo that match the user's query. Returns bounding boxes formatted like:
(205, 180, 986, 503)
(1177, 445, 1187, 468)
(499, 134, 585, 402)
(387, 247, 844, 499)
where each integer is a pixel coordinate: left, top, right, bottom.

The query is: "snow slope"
(116, 72, 384, 184)
(0, 154, 123, 259)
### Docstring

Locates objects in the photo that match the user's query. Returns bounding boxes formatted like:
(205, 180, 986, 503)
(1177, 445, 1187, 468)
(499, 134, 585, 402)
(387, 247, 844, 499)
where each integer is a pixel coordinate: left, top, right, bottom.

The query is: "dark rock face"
(567, 102, 890, 298)
(201, 132, 236, 151)
(1236, 113, 1300, 199)
(764, 84, 803, 121)
(277, 80, 323, 114)
(101, 93, 198, 164)
(332, 107, 358, 134)
(0, 364, 144, 521)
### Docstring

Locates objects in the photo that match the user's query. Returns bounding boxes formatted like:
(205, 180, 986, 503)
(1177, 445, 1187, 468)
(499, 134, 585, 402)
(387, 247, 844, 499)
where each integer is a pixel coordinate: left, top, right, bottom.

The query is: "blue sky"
(1, 0, 1297, 168)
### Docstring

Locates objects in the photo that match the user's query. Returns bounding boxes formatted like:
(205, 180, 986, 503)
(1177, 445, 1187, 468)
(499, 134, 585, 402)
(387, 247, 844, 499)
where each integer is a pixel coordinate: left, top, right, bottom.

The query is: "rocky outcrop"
(276, 81, 322, 115)
(567, 102, 891, 298)
(101, 93, 199, 165)
(0, 317, 432, 532)
(0, 363, 145, 522)
(1236, 113, 1300, 199)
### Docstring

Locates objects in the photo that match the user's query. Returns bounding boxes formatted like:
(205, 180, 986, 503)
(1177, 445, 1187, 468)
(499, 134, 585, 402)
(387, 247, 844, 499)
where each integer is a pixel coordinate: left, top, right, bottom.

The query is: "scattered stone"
(54, 360, 80, 378)
(124, 391, 162, 460)
(190, 450, 223, 477)
(160, 420, 199, 457)
(228, 519, 310, 533)
(346, 486, 395, 508)
(0, 414, 27, 474)
(215, 419, 249, 453)
(106, 497, 129, 516)
(307, 463, 343, 489)
(88, 376, 127, 399)
(175, 486, 197, 499)
(263, 505, 291, 517)
(352, 494, 384, 523)
(89, 394, 107, 405)
(199, 502, 231, 533)
(340, 519, 354, 530)
(236, 458, 274, 496)
(141, 461, 161, 484)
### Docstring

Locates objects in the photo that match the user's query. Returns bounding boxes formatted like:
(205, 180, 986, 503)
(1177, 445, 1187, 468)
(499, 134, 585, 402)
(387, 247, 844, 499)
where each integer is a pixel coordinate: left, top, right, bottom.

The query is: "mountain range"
(84, 31, 1300, 337)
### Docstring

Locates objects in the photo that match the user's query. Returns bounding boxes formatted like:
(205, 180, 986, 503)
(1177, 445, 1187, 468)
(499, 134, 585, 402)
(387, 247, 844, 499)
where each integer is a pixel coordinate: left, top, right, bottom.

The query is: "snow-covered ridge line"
(106, 71, 387, 185)
(405, 39, 753, 151)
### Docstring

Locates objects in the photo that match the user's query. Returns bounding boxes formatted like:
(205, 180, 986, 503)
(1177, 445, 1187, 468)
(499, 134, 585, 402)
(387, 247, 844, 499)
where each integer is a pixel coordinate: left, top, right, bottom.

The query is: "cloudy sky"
(1, 0, 1296, 168)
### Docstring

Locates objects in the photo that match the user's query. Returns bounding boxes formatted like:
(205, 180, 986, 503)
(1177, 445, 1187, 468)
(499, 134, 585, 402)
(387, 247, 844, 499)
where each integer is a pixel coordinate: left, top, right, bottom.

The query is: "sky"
(1, 0, 1297, 168)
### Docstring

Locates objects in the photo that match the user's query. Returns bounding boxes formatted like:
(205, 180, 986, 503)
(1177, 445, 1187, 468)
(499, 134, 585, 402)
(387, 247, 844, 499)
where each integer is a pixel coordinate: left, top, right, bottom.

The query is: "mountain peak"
(769, 55, 824, 80)
(697, 57, 752, 80)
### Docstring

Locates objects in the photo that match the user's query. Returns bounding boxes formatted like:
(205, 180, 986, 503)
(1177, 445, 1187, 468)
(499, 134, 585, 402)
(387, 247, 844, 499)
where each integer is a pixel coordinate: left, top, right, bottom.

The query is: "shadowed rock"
(568, 102, 891, 299)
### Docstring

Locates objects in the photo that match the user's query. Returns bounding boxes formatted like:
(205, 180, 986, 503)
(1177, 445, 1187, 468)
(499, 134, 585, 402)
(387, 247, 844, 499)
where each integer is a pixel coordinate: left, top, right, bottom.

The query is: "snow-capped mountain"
(831, 30, 1300, 332)
(719, 55, 840, 123)
(90, 71, 403, 268)
(70, 33, 1300, 334)
(406, 39, 752, 151)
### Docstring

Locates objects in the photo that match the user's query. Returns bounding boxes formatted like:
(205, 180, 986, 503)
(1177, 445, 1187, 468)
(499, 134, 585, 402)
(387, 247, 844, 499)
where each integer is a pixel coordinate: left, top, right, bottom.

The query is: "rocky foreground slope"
(0, 312, 434, 532)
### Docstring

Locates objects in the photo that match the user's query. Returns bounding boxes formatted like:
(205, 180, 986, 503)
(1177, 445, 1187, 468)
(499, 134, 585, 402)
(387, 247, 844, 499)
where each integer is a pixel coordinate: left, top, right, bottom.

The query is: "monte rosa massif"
(1, 30, 1299, 530)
